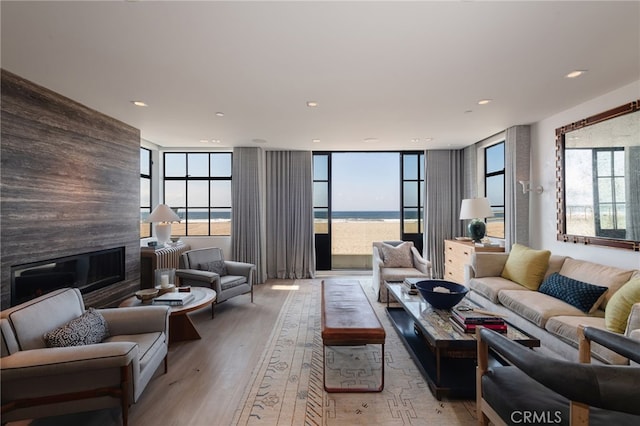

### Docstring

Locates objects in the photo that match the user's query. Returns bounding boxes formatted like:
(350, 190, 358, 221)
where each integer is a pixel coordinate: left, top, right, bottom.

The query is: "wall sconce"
(518, 180, 543, 194)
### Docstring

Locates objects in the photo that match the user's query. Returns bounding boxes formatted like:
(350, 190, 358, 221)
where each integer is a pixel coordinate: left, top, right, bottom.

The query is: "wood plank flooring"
(7, 279, 298, 426)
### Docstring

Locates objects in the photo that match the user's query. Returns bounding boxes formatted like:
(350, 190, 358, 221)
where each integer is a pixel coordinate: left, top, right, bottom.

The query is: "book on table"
(449, 316, 508, 334)
(451, 307, 505, 325)
(153, 292, 195, 306)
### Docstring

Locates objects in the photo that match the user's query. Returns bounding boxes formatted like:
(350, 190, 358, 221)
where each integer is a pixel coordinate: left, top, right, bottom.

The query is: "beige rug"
(232, 279, 477, 425)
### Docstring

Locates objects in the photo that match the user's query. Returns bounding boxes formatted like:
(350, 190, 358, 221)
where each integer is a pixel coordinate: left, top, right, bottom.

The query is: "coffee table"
(120, 287, 216, 344)
(385, 282, 539, 399)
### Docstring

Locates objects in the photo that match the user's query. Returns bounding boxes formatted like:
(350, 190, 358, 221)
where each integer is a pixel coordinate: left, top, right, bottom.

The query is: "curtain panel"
(265, 151, 315, 279)
(232, 147, 266, 283)
(424, 150, 465, 278)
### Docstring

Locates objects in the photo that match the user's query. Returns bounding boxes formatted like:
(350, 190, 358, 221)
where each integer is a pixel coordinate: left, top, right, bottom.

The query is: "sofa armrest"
(1, 342, 137, 380)
(176, 268, 222, 293)
(469, 252, 510, 278)
(411, 247, 432, 277)
(99, 305, 169, 336)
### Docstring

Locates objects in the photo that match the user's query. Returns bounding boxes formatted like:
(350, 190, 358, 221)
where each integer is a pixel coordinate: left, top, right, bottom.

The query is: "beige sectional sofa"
(464, 251, 640, 364)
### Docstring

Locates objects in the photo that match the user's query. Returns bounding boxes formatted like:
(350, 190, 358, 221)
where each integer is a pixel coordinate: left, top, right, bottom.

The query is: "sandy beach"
(145, 219, 505, 256)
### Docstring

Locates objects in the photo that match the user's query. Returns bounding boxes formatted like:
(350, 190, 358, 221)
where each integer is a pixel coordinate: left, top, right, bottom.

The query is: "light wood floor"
(8, 279, 303, 426)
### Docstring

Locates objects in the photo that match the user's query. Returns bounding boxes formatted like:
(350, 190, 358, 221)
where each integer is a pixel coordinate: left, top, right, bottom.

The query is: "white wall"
(530, 80, 640, 269)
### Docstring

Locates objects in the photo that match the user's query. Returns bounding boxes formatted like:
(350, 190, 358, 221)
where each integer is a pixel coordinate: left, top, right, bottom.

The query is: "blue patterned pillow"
(538, 273, 608, 313)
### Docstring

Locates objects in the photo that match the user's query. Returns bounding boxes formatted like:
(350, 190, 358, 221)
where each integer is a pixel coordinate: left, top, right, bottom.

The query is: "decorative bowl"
(415, 280, 469, 310)
(170, 236, 181, 243)
(135, 288, 159, 303)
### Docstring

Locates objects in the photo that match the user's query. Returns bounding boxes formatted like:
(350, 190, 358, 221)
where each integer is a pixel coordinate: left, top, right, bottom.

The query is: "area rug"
(232, 279, 477, 425)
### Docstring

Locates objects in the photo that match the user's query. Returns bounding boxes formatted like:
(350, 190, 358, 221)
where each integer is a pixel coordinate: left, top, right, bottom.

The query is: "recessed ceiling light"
(199, 139, 208, 143)
(211, 139, 221, 144)
(565, 70, 587, 78)
(306, 101, 318, 107)
(215, 112, 225, 117)
(364, 138, 378, 143)
(424, 137, 433, 142)
(131, 101, 148, 107)
(478, 99, 492, 105)
(411, 138, 420, 143)
(464, 110, 473, 114)
(312, 139, 321, 143)
(252, 138, 267, 144)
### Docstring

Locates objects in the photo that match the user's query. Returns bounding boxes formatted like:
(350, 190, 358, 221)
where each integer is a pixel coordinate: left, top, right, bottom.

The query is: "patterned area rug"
(232, 279, 477, 425)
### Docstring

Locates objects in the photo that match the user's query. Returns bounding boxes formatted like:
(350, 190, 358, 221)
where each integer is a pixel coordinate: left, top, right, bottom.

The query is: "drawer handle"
(463, 251, 469, 255)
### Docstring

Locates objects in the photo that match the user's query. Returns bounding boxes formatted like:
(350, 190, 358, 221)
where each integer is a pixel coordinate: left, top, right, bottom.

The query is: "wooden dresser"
(444, 239, 504, 284)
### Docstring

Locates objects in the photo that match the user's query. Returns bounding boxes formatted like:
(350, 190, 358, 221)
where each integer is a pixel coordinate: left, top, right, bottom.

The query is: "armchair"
(477, 326, 640, 426)
(372, 241, 432, 302)
(1, 288, 170, 426)
(176, 247, 254, 317)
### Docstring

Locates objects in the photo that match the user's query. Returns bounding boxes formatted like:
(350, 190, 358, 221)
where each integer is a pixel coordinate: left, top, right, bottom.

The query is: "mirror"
(556, 100, 640, 251)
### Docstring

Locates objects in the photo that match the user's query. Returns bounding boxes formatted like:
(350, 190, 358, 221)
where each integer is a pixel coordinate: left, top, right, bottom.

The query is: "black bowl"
(415, 280, 469, 310)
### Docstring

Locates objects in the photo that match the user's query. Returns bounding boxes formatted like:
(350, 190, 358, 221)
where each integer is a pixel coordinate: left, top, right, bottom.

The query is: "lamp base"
(154, 223, 172, 245)
(468, 219, 486, 243)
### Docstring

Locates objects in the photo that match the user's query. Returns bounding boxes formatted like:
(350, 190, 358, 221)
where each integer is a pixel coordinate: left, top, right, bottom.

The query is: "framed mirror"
(556, 100, 640, 251)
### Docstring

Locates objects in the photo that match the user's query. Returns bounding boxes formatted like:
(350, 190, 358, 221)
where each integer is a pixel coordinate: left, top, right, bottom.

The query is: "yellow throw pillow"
(501, 244, 551, 290)
(605, 278, 640, 334)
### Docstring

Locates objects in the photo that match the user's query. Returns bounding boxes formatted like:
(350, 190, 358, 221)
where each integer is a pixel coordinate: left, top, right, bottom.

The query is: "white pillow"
(381, 242, 413, 268)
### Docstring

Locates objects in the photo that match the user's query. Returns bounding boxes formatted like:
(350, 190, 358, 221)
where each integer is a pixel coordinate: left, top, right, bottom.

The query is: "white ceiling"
(2, 1, 639, 151)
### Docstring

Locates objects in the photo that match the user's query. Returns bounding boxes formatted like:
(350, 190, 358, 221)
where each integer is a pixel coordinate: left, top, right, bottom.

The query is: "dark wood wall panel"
(1, 69, 141, 309)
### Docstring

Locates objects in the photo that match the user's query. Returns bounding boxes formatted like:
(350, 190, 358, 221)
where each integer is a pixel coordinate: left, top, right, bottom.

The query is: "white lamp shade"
(459, 198, 494, 220)
(147, 204, 180, 223)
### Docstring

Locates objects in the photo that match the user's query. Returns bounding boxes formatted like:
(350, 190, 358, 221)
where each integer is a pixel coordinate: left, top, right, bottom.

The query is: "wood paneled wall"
(1, 69, 141, 309)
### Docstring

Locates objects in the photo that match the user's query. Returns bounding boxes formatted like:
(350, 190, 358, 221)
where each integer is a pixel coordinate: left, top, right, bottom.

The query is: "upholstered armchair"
(1, 288, 170, 426)
(372, 241, 432, 302)
(176, 247, 255, 317)
(477, 326, 640, 426)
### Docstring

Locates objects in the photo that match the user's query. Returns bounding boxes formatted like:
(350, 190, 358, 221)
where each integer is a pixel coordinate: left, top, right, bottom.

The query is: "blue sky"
(332, 152, 400, 211)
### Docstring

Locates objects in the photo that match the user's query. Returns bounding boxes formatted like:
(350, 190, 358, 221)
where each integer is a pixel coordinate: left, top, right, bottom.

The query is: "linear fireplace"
(10, 247, 125, 306)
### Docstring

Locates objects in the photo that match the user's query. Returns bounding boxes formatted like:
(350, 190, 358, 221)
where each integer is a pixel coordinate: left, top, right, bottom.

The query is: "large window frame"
(484, 141, 505, 239)
(140, 147, 152, 238)
(163, 152, 232, 236)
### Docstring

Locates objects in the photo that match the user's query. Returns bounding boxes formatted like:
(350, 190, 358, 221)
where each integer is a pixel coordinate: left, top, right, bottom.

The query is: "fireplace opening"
(11, 247, 125, 306)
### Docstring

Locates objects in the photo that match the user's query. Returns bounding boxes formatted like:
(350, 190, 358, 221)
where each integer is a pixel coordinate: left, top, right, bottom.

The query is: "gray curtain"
(505, 125, 532, 250)
(463, 144, 477, 199)
(424, 150, 465, 278)
(266, 151, 315, 279)
(626, 146, 640, 241)
(231, 147, 266, 283)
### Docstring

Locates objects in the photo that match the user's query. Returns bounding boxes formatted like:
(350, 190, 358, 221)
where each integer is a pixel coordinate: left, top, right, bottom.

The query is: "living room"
(2, 2, 639, 425)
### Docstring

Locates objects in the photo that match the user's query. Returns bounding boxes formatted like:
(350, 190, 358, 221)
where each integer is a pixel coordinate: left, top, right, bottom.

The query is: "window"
(140, 147, 152, 238)
(484, 142, 505, 238)
(401, 152, 425, 252)
(593, 148, 625, 238)
(163, 152, 232, 236)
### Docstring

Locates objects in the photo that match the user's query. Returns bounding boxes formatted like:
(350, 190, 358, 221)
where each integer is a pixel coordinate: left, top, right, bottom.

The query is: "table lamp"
(147, 204, 180, 245)
(459, 198, 494, 243)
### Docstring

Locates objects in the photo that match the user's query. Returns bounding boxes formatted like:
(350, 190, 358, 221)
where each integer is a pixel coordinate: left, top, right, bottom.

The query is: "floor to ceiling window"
(140, 147, 152, 238)
(484, 141, 505, 238)
(313, 151, 424, 270)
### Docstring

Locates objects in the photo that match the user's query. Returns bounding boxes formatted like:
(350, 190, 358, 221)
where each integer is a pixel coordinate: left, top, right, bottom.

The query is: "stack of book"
(153, 292, 195, 306)
(450, 308, 507, 333)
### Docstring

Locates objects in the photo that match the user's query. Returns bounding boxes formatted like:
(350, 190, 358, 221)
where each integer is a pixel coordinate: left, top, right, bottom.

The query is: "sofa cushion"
(498, 290, 586, 328)
(538, 273, 608, 314)
(380, 242, 413, 268)
(199, 260, 227, 276)
(501, 244, 551, 290)
(220, 275, 247, 290)
(544, 316, 628, 365)
(381, 267, 429, 283)
(544, 255, 570, 280)
(559, 258, 634, 309)
(44, 308, 110, 348)
(605, 278, 640, 334)
(469, 276, 529, 304)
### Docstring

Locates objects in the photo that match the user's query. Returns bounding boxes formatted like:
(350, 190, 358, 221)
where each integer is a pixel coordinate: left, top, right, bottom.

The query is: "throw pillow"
(538, 273, 608, 313)
(44, 308, 110, 348)
(199, 260, 228, 276)
(380, 242, 413, 268)
(501, 244, 551, 290)
(605, 278, 640, 334)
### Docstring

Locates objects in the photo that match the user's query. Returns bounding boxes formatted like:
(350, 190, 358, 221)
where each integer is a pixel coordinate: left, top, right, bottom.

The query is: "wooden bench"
(321, 279, 386, 392)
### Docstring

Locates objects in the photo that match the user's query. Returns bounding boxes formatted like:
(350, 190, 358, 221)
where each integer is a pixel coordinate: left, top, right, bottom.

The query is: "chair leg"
(251, 287, 254, 303)
(120, 365, 130, 426)
(211, 302, 215, 319)
(164, 356, 168, 374)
